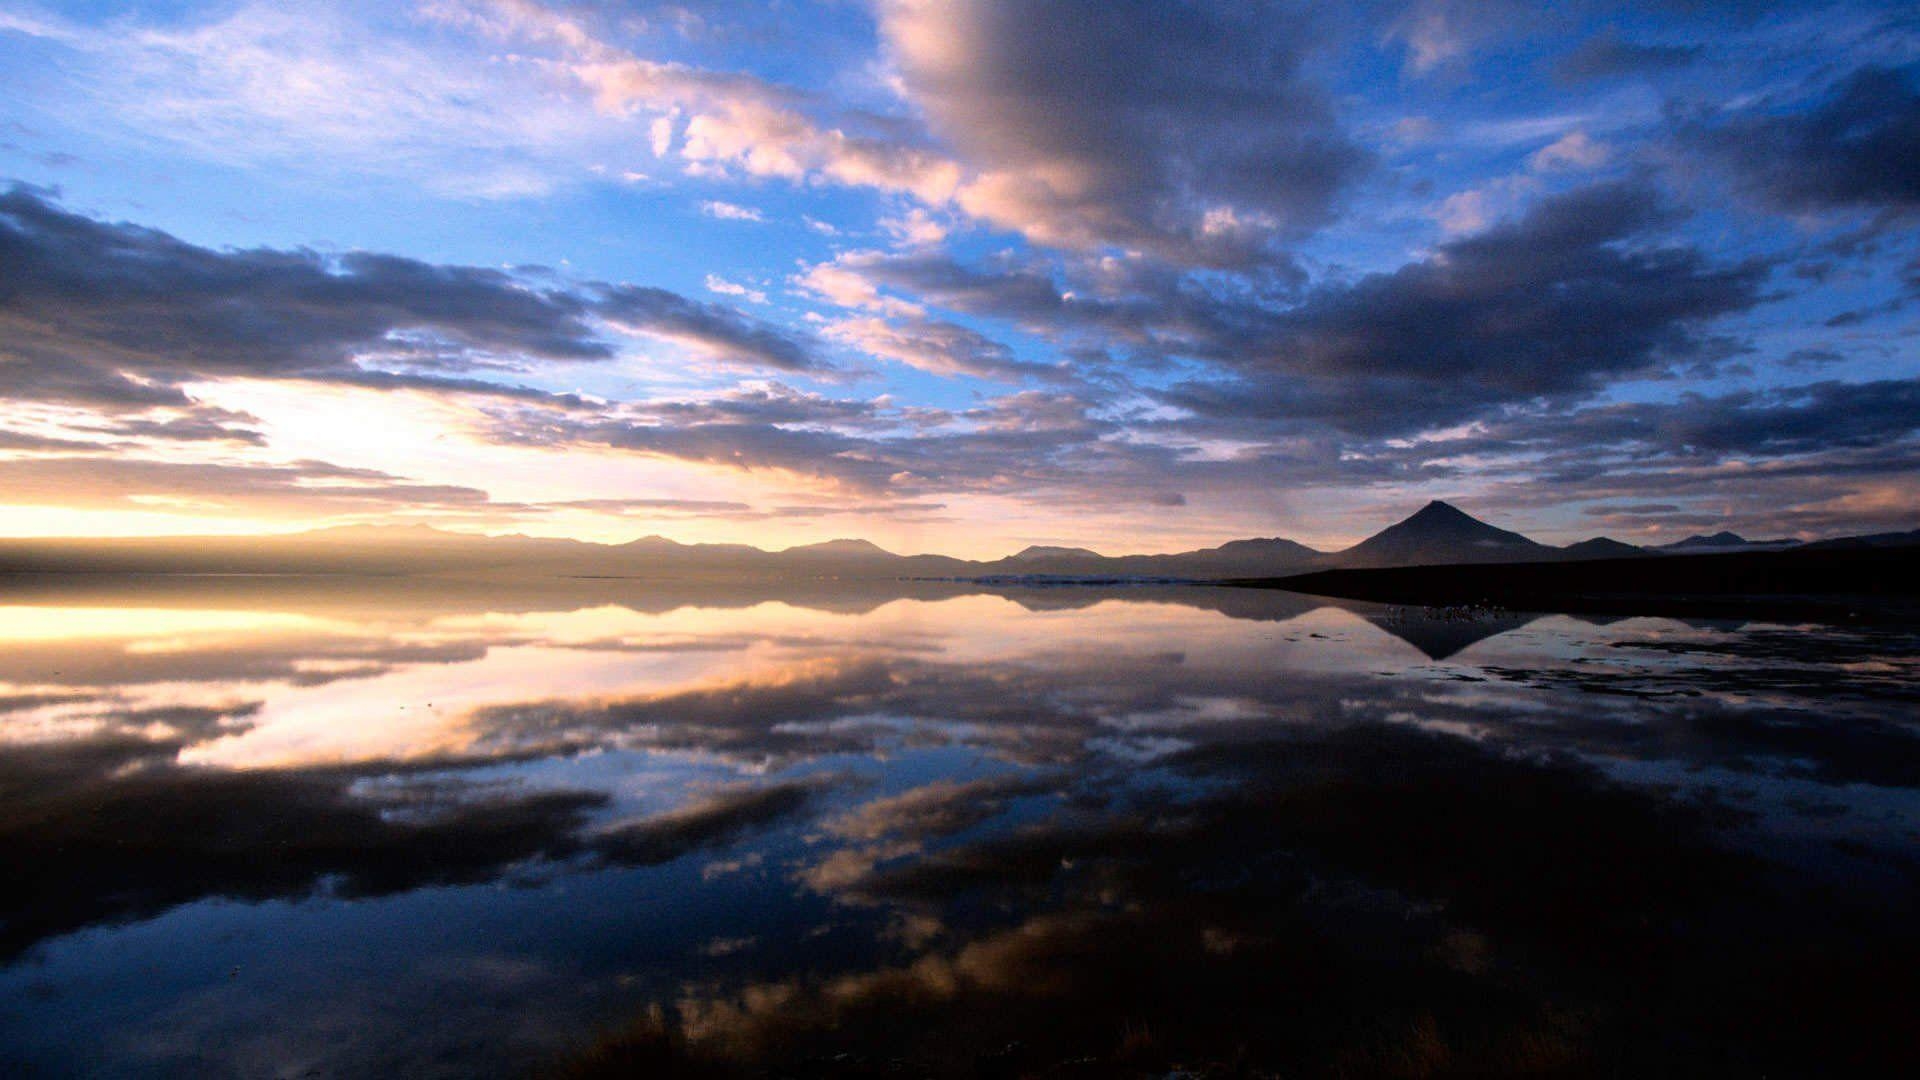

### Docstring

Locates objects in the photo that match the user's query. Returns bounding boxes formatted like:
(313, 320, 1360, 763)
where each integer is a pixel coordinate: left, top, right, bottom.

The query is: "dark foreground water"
(1, 578, 1917, 1077)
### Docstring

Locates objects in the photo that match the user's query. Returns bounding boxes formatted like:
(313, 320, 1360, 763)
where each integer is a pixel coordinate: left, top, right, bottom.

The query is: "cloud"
(445, 0, 963, 202)
(594, 718, 1863, 1075)
(1392, 378, 1920, 537)
(588, 779, 828, 866)
(2, 3, 625, 198)
(538, 496, 754, 515)
(597, 285, 821, 371)
(704, 274, 767, 304)
(824, 775, 1056, 845)
(448, 0, 1363, 264)
(0, 185, 819, 413)
(0, 456, 495, 515)
(1528, 378, 1920, 457)
(700, 199, 765, 222)
(1528, 131, 1611, 172)
(0, 748, 607, 959)
(1161, 182, 1769, 436)
(1684, 64, 1920, 215)
(823, 315, 1065, 383)
(875, 0, 1368, 263)
(1552, 32, 1702, 83)
(1383, 0, 1544, 77)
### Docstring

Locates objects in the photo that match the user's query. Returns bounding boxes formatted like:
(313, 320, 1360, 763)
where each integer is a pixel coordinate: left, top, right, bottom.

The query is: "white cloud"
(12, 2, 632, 199)
(880, 207, 949, 247)
(701, 200, 765, 222)
(705, 274, 769, 304)
(1528, 131, 1612, 172)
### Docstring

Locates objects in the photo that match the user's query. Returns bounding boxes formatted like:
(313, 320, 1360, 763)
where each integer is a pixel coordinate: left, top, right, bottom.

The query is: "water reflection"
(1, 580, 1916, 1076)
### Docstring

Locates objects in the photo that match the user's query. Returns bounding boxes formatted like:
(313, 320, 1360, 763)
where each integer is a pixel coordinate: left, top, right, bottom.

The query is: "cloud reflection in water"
(0, 581, 1915, 1075)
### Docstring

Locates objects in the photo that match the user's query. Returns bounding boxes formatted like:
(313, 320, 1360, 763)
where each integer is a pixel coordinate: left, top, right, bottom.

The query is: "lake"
(2, 578, 1917, 1076)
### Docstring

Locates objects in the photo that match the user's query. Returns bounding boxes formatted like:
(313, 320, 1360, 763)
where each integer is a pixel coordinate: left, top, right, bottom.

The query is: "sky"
(0, 0, 1915, 556)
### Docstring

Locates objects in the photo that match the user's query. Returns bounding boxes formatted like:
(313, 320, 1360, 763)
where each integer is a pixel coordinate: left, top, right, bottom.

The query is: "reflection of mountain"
(566, 722, 1920, 1078)
(1255, 545, 1920, 623)
(991, 586, 1541, 661)
(0, 573, 1540, 660)
(1351, 609, 1544, 661)
(5, 576, 1918, 1025)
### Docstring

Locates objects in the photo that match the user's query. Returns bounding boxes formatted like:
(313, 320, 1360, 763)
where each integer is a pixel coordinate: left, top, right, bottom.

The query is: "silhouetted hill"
(1, 504, 1909, 584)
(1562, 537, 1648, 559)
(787, 538, 895, 556)
(1007, 545, 1104, 561)
(1654, 532, 1799, 553)
(1331, 500, 1552, 568)
(978, 536, 1323, 578)
(1239, 545, 1920, 623)
(1800, 529, 1920, 551)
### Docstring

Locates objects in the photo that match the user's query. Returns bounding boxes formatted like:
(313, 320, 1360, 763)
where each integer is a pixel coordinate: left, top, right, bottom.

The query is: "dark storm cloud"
(1364, 376, 1920, 537)
(486, 386, 1117, 497)
(1511, 378, 1920, 457)
(0, 185, 823, 411)
(805, 248, 1295, 385)
(809, 183, 1768, 441)
(1524, 446, 1920, 537)
(825, 315, 1070, 383)
(492, 381, 1452, 507)
(1684, 64, 1920, 214)
(1162, 182, 1769, 435)
(1397, 377, 1920, 469)
(597, 285, 822, 372)
(1552, 32, 1702, 83)
(876, 0, 1368, 264)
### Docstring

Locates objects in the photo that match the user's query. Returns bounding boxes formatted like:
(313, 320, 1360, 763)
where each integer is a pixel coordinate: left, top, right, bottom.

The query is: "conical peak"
(1382, 501, 1494, 535)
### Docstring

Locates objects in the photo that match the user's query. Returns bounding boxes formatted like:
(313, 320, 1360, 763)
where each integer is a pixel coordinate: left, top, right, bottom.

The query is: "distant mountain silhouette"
(1654, 531, 1799, 553)
(0, 501, 1908, 583)
(786, 538, 896, 557)
(1004, 545, 1105, 564)
(1561, 537, 1648, 559)
(1801, 528, 1920, 551)
(979, 536, 1323, 578)
(1330, 500, 1552, 569)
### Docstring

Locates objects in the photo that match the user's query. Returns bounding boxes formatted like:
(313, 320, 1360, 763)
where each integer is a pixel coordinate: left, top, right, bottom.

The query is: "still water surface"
(2, 579, 1916, 1076)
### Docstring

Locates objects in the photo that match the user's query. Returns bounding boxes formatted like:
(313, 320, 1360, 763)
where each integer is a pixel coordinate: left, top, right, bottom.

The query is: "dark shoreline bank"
(1227, 545, 1920, 624)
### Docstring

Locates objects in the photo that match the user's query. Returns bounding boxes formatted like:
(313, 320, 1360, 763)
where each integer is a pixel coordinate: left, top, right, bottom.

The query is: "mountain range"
(0, 500, 1906, 582)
